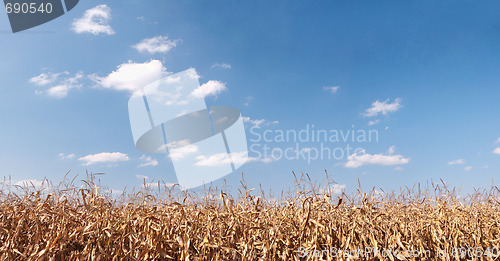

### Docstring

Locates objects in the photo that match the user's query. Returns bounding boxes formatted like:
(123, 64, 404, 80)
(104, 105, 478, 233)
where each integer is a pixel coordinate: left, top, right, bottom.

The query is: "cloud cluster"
(138, 155, 158, 167)
(31, 71, 84, 98)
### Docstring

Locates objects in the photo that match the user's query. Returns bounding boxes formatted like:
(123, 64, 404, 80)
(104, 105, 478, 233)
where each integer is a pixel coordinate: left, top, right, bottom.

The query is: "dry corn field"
(1, 172, 500, 260)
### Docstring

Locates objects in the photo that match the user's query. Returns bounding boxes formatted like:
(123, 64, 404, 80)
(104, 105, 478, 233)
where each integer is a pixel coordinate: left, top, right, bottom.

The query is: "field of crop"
(1, 171, 500, 260)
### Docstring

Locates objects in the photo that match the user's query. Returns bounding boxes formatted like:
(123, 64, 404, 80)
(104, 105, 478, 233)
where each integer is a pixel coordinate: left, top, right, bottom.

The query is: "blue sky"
(1, 1, 500, 196)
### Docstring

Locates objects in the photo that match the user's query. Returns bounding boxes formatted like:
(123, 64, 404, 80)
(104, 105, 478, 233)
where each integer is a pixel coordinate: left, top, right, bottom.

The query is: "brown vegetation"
(1, 171, 500, 260)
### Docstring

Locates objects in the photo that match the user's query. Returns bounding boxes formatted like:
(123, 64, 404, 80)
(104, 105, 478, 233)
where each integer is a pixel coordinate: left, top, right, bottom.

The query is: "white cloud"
(368, 119, 380, 126)
(364, 98, 402, 117)
(78, 152, 129, 166)
(448, 159, 465, 165)
(394, 166, 404, 171)
(58, 153, 75, 160)
(319, 184, 345, 195)
(195, 151, 273, 167)
(385, 126, 389, 130)
(493, 148, 500, 155)
(92, 60, 168, 93)
(193, 153, 226, 167)
(191, 80, 227, 99)
(138, 155, 158, 168)
(242, 117, 265, 127)
(71, 5, 115, 35)
(133, 36, 181, 54)
(169, 145, 199, 162)
(31, 72, 84, 99)
(135, 174, 149, 180)
(29, 72, 69, 86)
(242, 117, 278, 127)
(323, 86, 340, 94)
(211, 63, 231, 69)
(496, 137, 500, 143)
(464, 166, 472, 171)
(14, 179, 47, 188)
(345, 147, 410, 168)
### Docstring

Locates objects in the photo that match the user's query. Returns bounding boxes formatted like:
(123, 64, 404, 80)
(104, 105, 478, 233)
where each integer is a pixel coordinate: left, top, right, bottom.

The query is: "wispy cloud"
(345, 147, 410, 168)
(368, 119, 380, 126)
(71, 5, 115, 35)
(493, 148, 500, 155)
(464, 166, 472, 171)
(191, 80, 227, 99)
(135, 174, 149, 180)
(58, 153, 75, 160)
(448, 159, 465, 165)
(29, 72, 68, 86)
(323, 86, 340, 94)
(211, 63, 231, 69)
(364, 98, 402, 117)
(133, 36, 181, 54)
(78, 152, 129, 166)
(138, 155, 158, 167)
(242, 117, 279, 127)
(387, 146, 396, 154)
(243, 96, 254, 106)
(31, 71, 84, 99)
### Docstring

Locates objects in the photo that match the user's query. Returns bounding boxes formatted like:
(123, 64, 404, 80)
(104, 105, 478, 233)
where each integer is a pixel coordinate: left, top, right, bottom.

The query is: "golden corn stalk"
(0, 172, 499, 260)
